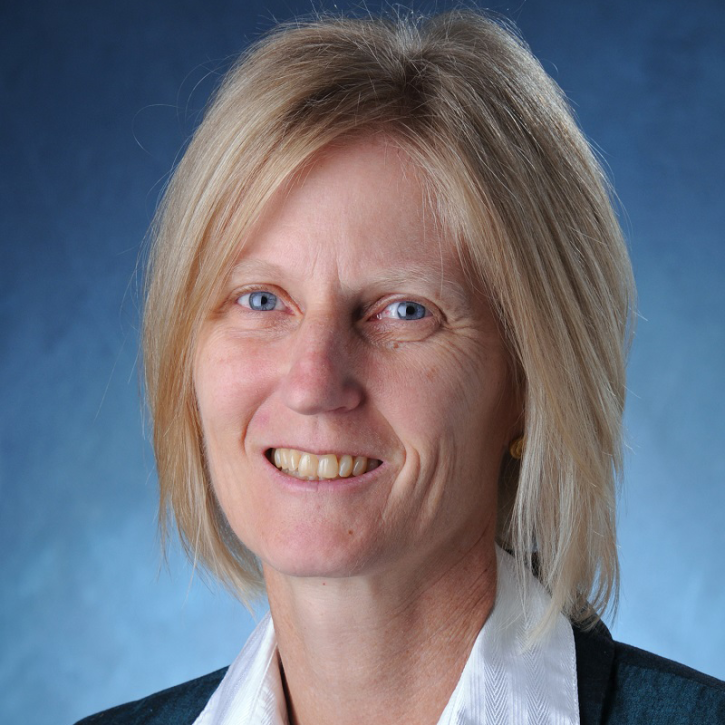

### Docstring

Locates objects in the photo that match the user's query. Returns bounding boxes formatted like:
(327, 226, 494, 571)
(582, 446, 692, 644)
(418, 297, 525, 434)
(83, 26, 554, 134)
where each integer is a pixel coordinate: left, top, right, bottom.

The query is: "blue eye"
(238, 290, 281, 311)
(379, 301, 428, 320)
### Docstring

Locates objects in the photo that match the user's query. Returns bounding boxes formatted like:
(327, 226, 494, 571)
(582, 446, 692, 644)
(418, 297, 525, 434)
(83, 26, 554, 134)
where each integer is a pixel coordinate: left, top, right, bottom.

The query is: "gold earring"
(509, 436, 524, 459)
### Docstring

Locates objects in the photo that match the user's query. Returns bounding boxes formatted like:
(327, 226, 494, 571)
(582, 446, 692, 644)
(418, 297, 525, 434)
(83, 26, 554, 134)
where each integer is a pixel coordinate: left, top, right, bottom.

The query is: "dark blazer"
(574, 622, 725, 724)
(77, 622, 725, 724)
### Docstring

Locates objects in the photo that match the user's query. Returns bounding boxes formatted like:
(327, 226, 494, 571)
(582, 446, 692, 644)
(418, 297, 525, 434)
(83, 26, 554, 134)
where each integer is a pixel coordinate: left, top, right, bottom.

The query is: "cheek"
(195, 336, 279, 435)
(372, 342, 513, 451)
(193, 338, 278, 537)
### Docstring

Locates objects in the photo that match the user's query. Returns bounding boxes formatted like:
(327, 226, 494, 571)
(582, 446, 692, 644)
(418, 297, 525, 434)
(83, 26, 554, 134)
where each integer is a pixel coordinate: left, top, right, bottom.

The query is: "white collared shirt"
(194, 548, 580, 724)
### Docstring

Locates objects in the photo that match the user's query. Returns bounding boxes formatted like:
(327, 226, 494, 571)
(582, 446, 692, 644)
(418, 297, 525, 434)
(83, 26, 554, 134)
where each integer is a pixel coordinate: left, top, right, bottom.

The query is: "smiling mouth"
(268, 447, 381, 481)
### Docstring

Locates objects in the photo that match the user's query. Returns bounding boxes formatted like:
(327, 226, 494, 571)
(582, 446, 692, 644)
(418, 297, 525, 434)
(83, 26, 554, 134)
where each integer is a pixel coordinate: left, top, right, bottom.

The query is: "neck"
(264, 537, 498, 725)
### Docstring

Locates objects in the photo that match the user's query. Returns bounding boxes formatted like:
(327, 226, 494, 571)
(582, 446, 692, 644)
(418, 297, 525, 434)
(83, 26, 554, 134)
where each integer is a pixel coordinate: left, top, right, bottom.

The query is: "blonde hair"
(143, 9, 635, 629)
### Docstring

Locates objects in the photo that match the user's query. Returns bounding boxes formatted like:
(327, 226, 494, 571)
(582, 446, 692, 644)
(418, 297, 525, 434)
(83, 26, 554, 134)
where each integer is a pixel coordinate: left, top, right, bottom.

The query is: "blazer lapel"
(573, 621, 616, 725)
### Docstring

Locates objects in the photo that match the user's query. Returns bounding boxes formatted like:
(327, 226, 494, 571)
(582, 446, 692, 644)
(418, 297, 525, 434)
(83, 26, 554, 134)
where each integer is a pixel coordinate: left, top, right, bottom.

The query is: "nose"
(280, 313, 364, 415)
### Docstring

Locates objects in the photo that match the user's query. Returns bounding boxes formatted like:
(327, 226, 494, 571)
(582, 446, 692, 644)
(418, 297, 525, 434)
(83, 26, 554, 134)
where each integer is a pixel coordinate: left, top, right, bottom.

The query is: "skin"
(194, 138, 521, 725)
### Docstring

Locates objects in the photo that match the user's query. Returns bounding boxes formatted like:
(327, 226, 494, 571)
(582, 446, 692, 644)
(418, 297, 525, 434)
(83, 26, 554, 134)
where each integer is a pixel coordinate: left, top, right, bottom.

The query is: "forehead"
(228, 139, 465, 288)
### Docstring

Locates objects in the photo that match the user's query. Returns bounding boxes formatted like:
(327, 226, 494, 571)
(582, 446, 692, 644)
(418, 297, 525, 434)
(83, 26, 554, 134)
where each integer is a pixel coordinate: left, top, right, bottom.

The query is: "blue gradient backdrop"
(1, 1, 723, 722)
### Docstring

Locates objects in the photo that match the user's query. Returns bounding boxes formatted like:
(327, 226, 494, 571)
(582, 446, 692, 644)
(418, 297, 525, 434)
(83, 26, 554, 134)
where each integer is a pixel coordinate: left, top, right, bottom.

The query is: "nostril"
(279, 324, 364, 416)
(280, 365, 364, 415)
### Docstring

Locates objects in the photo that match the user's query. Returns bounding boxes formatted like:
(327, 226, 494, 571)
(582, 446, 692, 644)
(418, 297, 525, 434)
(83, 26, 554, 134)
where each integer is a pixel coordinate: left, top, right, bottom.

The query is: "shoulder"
(574, 622, 725, 724)
(605, 641, 725, 724)
(74, 667, 228, 725)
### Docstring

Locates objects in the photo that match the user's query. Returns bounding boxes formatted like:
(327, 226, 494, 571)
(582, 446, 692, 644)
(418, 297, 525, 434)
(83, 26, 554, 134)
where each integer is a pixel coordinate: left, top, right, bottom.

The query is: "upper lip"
(264, 445, 383, 461)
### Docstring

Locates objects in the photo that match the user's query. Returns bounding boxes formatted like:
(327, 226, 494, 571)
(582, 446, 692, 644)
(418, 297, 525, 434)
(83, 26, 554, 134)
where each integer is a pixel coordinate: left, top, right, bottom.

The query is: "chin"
(256, 524, 385, 580)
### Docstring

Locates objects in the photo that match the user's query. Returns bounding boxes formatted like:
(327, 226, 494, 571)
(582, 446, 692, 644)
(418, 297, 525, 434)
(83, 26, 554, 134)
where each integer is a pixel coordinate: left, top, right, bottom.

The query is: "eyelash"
(237, 290, 284, 312)
(233, 287, 433, 323)
(376, 300, 429, 321)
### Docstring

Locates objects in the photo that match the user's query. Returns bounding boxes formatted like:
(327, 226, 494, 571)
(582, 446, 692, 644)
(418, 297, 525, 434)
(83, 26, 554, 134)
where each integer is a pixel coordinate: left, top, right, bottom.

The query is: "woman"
(79, 9, 725, 725)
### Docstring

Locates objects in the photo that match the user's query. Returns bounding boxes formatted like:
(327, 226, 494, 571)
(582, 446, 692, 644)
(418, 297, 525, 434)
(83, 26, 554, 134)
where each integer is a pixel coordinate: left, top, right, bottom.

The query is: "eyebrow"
(227, 258, 474, 311)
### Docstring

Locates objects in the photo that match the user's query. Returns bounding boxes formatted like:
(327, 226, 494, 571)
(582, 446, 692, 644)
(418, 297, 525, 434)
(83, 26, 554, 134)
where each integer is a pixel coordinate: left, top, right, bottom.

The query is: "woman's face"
(194, 139, 520, 583)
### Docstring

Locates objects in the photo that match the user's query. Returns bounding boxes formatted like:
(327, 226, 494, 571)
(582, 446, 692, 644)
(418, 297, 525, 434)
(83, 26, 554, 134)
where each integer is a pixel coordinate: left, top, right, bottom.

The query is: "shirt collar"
(194, 547, 579, 725)
(193, 612, 288, 725)
(437, 547, 580, 724)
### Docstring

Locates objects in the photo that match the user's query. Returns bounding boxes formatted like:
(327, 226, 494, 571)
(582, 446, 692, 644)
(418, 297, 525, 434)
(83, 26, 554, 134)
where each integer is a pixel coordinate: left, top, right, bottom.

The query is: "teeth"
(318, 454, 338, 479)
(338, 454, 353, 478)
(352, 455, 368, 477)
(288, 449, 300, 470)
(270, 448, 380, 480)
(298, 452, 318, 477)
